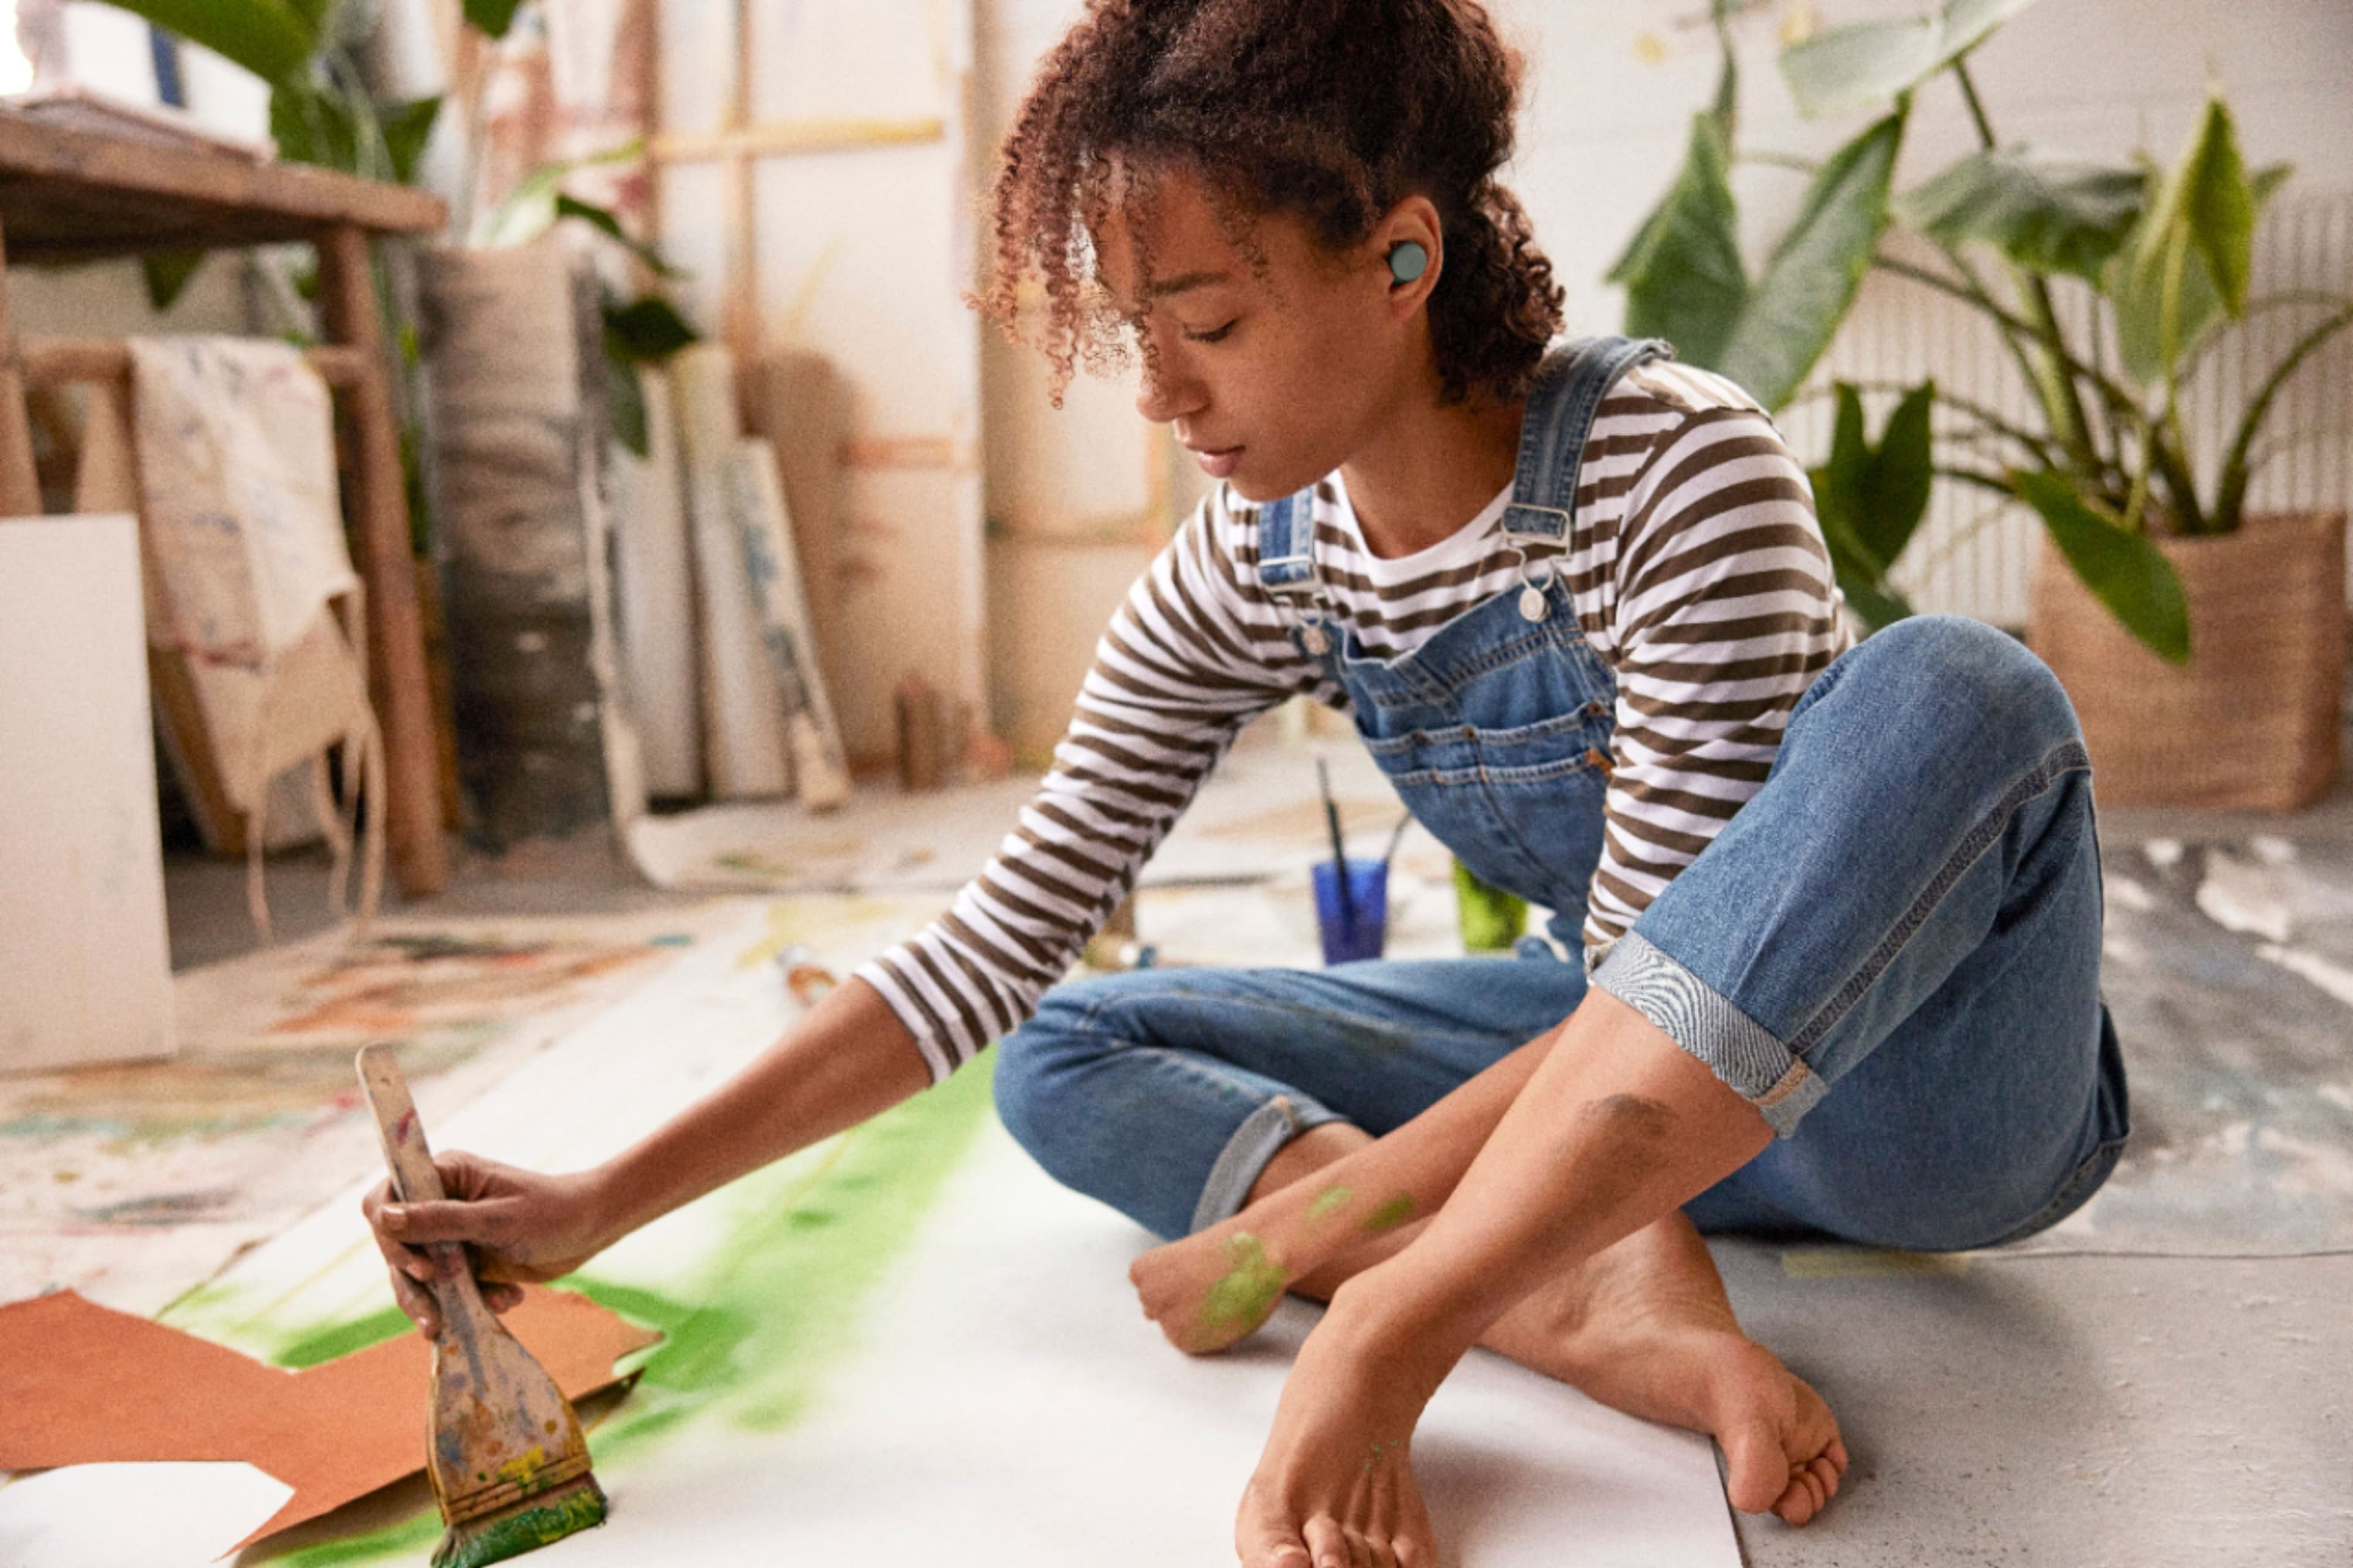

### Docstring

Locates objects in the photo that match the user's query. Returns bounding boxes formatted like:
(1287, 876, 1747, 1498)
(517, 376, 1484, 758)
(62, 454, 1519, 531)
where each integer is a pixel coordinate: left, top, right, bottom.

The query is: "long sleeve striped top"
(855, 361, 1851, 1081)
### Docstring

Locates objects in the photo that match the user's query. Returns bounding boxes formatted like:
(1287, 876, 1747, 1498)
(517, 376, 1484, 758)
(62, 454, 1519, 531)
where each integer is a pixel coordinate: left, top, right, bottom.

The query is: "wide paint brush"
(357, 1045, 608, 1568)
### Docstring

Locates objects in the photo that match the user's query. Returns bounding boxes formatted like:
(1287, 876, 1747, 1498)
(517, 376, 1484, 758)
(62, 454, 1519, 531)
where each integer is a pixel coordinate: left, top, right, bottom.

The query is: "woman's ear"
(1374, 194, 1443, 313)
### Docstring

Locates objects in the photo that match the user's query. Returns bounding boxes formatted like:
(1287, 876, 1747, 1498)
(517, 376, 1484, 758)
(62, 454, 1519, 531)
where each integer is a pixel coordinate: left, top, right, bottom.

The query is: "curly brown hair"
(980, 0, 1564, 407)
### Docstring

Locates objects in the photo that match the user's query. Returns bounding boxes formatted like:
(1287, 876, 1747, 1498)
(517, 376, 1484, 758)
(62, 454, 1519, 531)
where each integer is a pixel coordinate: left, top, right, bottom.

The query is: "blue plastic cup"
(1311, 857, 1389, 965)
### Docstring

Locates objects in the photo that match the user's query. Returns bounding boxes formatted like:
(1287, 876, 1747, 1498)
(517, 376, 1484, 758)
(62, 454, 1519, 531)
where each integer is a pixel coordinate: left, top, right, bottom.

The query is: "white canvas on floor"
(0, 515, 175, 1073)
(546, 1121, 1741, 1567)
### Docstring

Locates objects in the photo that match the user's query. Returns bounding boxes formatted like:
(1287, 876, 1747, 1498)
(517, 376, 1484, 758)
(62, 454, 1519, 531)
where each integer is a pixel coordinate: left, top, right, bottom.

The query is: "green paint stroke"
(430, 1483, 605, 1568)
(271, 1058, 999, 1564)
(1304, 1184, 1354, 1223)
(1363, 1194, 1415, 1233)
(275, 1305, 414, 1369)
(1199, 1233, 1289, 1334)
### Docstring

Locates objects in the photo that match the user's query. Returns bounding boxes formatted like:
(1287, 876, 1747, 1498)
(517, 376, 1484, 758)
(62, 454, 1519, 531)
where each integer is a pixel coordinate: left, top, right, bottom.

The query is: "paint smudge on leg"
(1363, 1194, 1415, 1233)
(1305, 1184, 1354, 1223)
(1199, 1233, 1289, 1335)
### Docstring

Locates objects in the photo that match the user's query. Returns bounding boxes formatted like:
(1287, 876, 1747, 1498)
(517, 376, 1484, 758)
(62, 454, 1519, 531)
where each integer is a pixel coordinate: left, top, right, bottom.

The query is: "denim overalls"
(995, 339, 2129, 1251)
(1251, 336, 1665, 944)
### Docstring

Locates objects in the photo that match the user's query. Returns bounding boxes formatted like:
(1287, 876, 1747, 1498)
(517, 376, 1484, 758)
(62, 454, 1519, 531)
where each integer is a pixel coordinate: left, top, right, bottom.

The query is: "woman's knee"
(1840, 615, 2082, 763)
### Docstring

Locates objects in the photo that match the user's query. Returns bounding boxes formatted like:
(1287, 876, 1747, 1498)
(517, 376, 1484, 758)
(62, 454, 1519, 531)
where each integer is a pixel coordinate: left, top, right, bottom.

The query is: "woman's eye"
(1182, 319, 1237, 344)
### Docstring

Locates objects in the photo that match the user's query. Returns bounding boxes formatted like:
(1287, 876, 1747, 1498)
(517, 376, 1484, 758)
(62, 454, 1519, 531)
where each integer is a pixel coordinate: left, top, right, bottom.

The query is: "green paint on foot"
(1304, 1184, 1354, 1222)
(1199, 1232, 1288, 1333)
(1363, 1193, 1415, 1233)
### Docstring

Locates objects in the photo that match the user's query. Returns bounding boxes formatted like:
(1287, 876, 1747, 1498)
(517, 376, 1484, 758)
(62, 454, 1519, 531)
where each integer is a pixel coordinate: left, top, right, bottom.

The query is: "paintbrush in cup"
(1317, 757, 1356, 934)
(356, 1044, 608, 1568)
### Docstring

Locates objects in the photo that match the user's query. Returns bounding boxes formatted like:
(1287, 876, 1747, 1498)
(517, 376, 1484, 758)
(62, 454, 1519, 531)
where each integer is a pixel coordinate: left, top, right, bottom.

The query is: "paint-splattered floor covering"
(2, 888, 1740, 1566)
(0, 901, 754, 1316)
(10, 718, 2353, 1564)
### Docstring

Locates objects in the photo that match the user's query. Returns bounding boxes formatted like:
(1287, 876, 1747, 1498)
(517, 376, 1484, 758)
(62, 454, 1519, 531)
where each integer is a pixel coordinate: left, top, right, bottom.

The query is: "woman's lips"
(1188, 445, 1242, 479)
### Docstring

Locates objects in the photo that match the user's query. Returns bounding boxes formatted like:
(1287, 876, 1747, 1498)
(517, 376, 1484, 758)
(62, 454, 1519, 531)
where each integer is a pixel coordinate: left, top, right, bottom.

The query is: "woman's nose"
(1135, 354, 1204, 425)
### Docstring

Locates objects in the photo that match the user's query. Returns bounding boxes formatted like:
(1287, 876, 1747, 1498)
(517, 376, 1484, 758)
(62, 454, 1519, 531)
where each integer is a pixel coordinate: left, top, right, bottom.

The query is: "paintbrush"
(1317, 758, 1357, 935)
(355, 1045, 608, 1568)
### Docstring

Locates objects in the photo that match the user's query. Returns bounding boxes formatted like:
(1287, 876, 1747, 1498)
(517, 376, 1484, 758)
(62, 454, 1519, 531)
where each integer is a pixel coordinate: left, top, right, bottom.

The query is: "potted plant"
(1613, 0, 2353, 808)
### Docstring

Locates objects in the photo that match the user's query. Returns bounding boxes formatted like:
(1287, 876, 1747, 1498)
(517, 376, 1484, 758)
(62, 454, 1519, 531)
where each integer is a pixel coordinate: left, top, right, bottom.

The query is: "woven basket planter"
(2027, 510, 2346, 810)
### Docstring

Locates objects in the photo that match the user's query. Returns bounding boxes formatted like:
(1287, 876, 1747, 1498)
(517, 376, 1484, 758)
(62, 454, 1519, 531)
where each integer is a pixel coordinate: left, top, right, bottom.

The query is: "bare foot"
(1139, 1205, 1849, 1528)
(1234, 1284, 1447, 1568)
(1480, 1214, 1849, 1526)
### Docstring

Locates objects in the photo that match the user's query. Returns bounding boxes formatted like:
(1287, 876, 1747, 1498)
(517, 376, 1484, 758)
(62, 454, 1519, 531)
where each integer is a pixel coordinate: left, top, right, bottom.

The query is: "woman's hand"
(361, 1153, 614, 1339)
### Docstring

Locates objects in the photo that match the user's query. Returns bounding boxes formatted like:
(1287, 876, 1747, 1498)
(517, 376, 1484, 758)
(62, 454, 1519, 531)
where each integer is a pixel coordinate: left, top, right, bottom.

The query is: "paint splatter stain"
(1363, 1194, 1415, 1233)
(1305, 1184, 1354, 1222)
(78, 1189, 236, 1225)
(1199, 1233, 1289, 1335)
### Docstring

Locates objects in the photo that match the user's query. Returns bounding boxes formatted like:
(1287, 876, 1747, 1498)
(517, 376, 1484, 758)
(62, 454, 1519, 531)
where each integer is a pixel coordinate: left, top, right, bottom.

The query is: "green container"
(1452, 860, 1528, 952)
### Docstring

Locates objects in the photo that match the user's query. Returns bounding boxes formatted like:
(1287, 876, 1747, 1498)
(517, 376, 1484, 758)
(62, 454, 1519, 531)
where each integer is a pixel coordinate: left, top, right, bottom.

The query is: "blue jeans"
(995, 618, 2129, 1251)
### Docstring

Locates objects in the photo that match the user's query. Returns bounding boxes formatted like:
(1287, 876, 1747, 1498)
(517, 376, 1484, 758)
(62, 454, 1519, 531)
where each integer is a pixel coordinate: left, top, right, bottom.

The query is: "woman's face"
(1098, 165, 1432, 504)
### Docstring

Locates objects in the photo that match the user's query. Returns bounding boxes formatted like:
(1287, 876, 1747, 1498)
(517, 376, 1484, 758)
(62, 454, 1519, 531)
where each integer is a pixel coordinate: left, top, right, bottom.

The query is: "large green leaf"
(1857, 380, 1937, 567)
(1608, 113, 1747, 366)
(1893, 146, 2145, 281)
(379, 95, 442, 186)
(1715, 108, 1907, 411)
(556, 195, 684, 279)
(2014, 470, 2190, 663)
(141, 250, 205, 312)
(1808, 380, 1934, 631)
(2112, 96, 2279, 388)
(1780, 0, 2042, 119)
(603, 295, 699, 363)
(464, 0, 531, 40)
(268, 78, 360, 172)
(86, 0, 318, 85)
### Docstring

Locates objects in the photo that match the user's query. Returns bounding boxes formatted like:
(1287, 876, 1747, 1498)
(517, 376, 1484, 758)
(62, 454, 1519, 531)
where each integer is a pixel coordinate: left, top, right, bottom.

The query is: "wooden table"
(0, 112, 450, 896)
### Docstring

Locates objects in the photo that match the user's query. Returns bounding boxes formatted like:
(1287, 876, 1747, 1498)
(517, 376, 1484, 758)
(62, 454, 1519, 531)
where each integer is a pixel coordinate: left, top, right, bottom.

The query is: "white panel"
(750, 0, 952, 123)
(654, 159, 733, 333)
(0, 515, 175, 1073)
(656, 0, 735, 137)
(56, 2, 156, 104)
(751, 143, 971, 436)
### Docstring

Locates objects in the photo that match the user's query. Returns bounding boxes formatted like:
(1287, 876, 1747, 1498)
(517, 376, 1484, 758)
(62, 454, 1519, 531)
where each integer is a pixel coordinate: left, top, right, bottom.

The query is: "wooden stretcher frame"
(0, 112, 452, 896)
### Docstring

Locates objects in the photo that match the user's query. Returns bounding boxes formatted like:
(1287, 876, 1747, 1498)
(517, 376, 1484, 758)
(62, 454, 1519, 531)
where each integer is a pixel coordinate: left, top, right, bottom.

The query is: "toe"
(1719, 1417, 1793, 1515)
(1302, 1514, 1354, 1568)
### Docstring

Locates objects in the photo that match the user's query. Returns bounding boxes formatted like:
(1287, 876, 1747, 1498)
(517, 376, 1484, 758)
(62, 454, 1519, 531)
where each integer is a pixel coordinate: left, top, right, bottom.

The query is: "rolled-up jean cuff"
(1590, 932, 1827, 1138)
(1188, 1093, 1346, 1233)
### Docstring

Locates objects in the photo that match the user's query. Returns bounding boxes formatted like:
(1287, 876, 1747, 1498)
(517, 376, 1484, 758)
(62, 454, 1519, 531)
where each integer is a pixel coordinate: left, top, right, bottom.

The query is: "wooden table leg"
(0, 211, 44, 518)
(317, 222, 449, 897)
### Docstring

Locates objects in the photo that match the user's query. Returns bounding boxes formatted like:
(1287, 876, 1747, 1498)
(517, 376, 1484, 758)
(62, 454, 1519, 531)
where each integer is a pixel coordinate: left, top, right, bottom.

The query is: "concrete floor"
(157, 741, 2353, 1566)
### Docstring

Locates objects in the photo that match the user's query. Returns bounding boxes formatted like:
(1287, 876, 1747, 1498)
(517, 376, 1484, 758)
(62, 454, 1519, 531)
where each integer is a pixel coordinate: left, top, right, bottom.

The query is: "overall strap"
(1254, 488, 1322, 600)
(1501, 336, 1675, 550)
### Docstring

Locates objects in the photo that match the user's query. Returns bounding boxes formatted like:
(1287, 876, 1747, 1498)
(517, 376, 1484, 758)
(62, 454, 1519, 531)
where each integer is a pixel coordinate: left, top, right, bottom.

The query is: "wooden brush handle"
(355, 1043, 491, 1323)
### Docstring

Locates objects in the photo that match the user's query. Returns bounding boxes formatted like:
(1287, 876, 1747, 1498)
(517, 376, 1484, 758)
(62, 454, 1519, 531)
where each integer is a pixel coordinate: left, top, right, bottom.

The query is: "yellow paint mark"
(1632, 31, 1669, 64)
(496, 1445, 551, 1488)
(1781, 1248, 1970, 1279)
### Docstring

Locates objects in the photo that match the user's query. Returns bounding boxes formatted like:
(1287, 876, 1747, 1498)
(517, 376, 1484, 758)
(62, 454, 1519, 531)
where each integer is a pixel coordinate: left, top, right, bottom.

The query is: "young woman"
(366, 3, 2128, 1563)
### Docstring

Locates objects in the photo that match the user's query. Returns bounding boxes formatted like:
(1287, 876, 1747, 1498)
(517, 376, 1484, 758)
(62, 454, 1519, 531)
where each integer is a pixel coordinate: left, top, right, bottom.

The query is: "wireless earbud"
(1387, 240, 1429, 286)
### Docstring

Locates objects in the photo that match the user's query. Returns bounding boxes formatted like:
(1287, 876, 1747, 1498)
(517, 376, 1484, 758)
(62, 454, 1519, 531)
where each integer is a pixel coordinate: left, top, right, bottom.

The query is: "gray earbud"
(1387, 241, 1429, 285)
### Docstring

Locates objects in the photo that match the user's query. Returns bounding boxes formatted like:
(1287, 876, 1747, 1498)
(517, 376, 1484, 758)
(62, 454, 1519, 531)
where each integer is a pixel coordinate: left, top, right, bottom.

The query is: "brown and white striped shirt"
(857, 362, 1851, 1081)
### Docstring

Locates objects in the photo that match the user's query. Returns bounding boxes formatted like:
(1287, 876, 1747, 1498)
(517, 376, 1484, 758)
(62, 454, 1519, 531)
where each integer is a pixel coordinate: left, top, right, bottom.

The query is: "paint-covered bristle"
(431, 1476, 607, 1568)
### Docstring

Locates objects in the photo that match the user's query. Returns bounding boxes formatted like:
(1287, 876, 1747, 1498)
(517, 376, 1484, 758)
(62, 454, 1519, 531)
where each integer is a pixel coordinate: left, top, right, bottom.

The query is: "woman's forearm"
(1342, 990, 1771, 1358)
(590, 975, 935, 1243)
